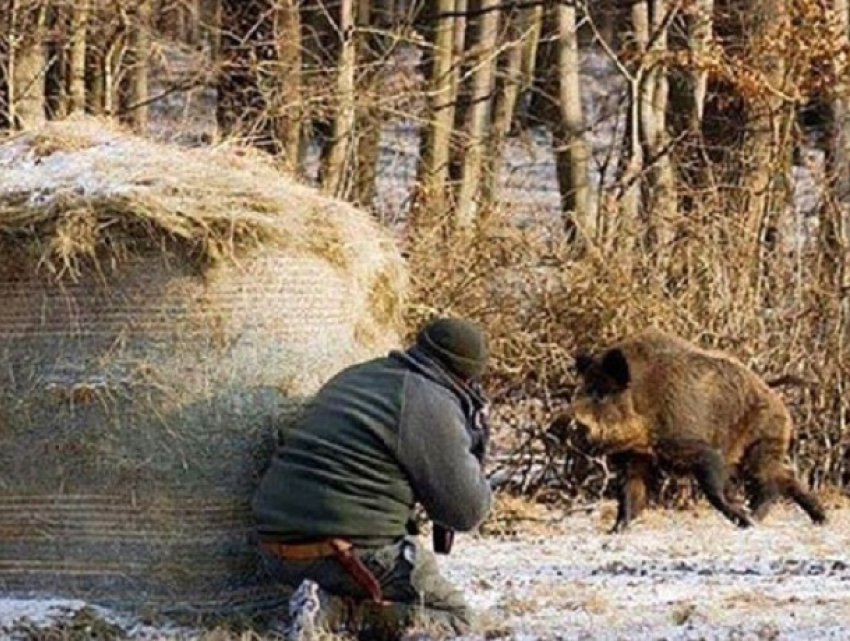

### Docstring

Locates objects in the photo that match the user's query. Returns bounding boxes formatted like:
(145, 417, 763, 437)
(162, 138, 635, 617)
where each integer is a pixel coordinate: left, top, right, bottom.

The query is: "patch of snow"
(444, 502, 850, 640)
(0, 598, 91, 627)
(0, 598, 197, 641)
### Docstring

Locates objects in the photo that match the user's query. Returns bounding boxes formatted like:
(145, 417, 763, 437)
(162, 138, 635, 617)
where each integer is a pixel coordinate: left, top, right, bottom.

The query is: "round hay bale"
(0, 117, 407, 619)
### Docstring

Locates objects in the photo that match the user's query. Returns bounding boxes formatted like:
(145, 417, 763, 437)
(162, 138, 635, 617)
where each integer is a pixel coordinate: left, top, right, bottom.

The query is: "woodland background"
(1, 0, 849, 505)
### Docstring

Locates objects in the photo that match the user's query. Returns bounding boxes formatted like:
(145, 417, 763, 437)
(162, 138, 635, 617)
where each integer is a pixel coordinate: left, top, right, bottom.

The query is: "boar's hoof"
(732, 512, 755, 529)
(608, 520, 630, 535)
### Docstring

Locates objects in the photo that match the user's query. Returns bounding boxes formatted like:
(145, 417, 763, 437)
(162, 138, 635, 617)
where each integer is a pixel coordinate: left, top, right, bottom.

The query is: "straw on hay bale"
(0, 117, 407, 619)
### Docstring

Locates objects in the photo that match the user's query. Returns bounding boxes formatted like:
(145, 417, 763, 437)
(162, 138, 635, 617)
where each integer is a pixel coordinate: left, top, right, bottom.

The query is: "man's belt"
(261, 538, 383, 603)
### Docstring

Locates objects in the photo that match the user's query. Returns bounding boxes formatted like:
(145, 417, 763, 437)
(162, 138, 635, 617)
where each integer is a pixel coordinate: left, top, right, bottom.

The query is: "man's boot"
(285, 579, 324, 640)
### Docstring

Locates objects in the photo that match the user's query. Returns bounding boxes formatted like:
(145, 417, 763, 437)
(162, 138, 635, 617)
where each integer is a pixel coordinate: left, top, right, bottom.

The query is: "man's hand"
(432, 523, 455, 555)
(469, 402, 491, 465)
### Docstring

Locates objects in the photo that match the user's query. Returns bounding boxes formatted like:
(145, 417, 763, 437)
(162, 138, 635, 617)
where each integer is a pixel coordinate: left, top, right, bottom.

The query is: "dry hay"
(0, 116, 405, 343)
(0, 116, 407, 621)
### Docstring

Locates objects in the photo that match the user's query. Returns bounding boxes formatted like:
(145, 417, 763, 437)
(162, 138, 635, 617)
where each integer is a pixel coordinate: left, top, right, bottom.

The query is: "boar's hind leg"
(610, 454, 652, 534)
(691, 447, 754, 529)
(752, 463, 827, 525)
(746, 442, 827, 524)
(782, 472, 827, 524)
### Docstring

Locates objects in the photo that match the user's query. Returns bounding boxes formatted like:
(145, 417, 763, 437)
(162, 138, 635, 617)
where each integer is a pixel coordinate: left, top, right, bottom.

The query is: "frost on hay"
(0, 117, 407, 620)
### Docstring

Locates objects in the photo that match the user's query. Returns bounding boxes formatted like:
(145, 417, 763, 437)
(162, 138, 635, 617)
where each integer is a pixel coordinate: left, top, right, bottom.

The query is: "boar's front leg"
(610, 454, 652, 533)
(691, 446, 754, 529)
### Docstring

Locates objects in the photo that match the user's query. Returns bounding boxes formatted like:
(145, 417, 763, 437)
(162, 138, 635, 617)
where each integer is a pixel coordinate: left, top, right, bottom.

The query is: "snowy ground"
(2, 501, 848, 640)
(449, 501, 850, 641)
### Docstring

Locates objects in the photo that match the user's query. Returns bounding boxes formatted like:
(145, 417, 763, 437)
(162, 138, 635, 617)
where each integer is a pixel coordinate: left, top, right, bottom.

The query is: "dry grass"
(405, 204, 850, 505)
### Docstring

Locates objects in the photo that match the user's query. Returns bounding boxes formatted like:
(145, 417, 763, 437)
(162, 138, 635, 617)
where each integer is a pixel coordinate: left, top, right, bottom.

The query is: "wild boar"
(569, 328, 826, 532)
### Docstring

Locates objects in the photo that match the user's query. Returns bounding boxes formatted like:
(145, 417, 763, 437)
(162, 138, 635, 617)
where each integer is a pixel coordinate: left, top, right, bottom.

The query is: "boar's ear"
(574, 351, 594, 375)
(601, 348, 630, 389)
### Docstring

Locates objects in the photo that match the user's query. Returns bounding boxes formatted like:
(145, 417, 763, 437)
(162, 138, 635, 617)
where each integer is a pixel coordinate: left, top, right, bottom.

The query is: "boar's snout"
(547, 407, 597, 449)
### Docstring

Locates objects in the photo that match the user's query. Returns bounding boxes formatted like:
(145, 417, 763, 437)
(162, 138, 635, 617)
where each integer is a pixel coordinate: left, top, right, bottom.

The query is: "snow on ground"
(447, 501, 850, 640)
(2, 502, 847, 640)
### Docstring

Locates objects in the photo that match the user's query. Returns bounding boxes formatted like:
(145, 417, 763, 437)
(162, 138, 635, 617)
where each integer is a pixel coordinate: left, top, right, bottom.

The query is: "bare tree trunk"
(519, 4, 543, 92)
(454, 0, 499, 229)
(273, 0, 302, 174)
(85, 3, 108, 116)
(481, 6, 527, 213)
(688, 0, 712, 128)
(821, 0, 850, 305)
(351, 0, 393, 210)
(8, 0, 49, 129)
(553, 1, 591, 243)
(353, 119, 381, 208)
(638, 0, 676, 252)
(45, 4, 69, 120)
(354, 0, 391, 209)
(185, 0, 201, 46)
(119, 0, 152, 132)
(668, 0, 713, 219)
(320, 0, 357, 199)
(99, 8, 128, 117)
(447, 0, 468, 191)
(615, 0, 677, 254)
(411, 0, 458, 220)
(616, 4, 646, 236)
(68, 0, 88, 114)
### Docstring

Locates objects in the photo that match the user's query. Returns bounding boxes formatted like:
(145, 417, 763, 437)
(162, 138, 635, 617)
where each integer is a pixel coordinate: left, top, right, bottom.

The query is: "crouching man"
(251, 317, 493, 640)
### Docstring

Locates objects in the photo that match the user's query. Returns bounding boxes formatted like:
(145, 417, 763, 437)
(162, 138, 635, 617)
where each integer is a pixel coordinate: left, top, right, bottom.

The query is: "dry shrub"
(405, 205, 850, 507)
(478, 492, 560, 537)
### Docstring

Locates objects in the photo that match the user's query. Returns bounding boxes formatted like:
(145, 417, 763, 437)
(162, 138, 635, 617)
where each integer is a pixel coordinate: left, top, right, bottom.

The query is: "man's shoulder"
(402, 371, 464, 418)
(318, 354, 411, 399)
(331, 354, 400, 379)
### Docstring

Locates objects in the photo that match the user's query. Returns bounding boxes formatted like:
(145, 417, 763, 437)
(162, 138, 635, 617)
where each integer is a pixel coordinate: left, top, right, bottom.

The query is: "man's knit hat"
(415, 317, 489, 380)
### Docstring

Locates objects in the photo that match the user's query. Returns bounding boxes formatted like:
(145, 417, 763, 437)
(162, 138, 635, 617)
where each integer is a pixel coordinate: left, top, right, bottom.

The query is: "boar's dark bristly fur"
(569, 328, 827, 533)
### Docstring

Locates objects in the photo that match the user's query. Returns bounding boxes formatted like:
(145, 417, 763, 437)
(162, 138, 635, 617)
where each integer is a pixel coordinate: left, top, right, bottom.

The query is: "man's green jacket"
(252, 346, 492, 546)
